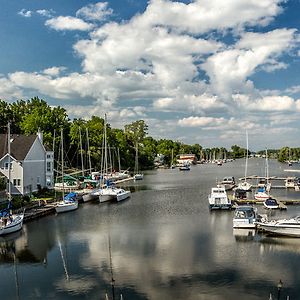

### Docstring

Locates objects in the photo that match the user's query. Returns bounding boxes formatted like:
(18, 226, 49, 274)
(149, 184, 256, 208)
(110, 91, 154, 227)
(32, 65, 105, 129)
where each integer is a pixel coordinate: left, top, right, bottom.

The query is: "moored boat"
(233, 206, 263, 229)
(208, 186, 232, 210)
(55, 192, 79, 213)
(254, 187, 270, 201)
(0, 210, 24, 236)
(256, 216, 300, 237)
(263, 197, 279, 209)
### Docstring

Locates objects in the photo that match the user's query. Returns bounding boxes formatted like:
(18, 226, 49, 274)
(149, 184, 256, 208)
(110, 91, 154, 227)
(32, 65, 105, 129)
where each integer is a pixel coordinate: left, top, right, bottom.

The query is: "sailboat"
(254, 149, 272, 201)
(0, 123, 24, 236)
(134, 142, 143, 180)
(238, 131, 252, 191)
(170, 149, 175, 169)
(99, 115, 131, 202)
(55, 129, 79, 213)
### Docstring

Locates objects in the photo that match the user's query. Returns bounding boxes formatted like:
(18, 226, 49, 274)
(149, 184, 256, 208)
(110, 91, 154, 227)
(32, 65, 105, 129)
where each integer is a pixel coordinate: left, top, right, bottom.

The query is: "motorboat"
(179, 163, 190, 171)
(116, 188, 131, 202)
(55, 192, 79, 213)
(208, 186, 232, 210)
(233, 206, 263, 229)
(134, 173, 144, 180)
(285, 177, 299, 189)
(256, 216, 300, 237)
(220, 176, 235, 191)
(263, 197, 279, 209)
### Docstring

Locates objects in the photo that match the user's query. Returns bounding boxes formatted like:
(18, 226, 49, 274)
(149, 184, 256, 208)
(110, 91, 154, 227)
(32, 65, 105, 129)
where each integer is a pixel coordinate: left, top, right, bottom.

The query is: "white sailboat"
(254, 149, 273, 201)
(0, 123, 24, 236)
(55, 129, 78, 213)
(99, 115, 131, 202)
(134, 142, 143, 180)
(238, 131, 252, 191)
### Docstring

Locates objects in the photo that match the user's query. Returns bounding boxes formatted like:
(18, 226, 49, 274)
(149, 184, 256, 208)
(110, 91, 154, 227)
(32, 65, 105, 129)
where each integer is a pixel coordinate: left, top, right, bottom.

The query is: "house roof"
(0, 134, 37, 161)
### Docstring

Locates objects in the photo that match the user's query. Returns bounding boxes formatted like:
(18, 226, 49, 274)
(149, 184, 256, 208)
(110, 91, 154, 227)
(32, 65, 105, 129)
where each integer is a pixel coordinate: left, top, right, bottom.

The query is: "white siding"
(0, 156, 24, 194)
(23, 137, 46, 193)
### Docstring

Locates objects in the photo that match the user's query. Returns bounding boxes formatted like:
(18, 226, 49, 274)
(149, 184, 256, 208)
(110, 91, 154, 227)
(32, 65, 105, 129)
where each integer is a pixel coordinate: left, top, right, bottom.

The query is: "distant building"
(0, 131, 54, 195)
(177, 154, 197, 165)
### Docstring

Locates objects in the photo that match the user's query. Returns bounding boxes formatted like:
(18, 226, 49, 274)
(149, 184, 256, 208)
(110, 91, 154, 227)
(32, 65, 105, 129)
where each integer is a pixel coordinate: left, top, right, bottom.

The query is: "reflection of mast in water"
(105, 234, 124, 300)
(13, 248, 20, 300)
(58, 239, 69, 281)
(109, 234, 115, 300)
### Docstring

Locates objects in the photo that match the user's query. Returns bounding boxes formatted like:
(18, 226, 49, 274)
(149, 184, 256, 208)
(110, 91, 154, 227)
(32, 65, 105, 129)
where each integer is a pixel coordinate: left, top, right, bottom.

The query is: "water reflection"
(0, 160, 300, 299)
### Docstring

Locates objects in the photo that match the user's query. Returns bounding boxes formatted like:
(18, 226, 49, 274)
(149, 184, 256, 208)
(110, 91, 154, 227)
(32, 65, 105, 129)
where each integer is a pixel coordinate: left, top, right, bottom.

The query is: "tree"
(20, 97, 69, 147)
(124, 120, 148, 144)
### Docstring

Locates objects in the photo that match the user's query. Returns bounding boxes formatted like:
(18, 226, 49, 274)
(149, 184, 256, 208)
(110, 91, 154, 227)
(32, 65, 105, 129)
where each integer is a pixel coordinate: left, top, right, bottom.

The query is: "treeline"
(0, 97, 298, 169)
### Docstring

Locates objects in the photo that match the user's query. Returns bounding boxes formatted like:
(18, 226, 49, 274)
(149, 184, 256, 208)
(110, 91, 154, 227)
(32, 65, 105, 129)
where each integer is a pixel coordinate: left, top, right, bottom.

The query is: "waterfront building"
(0, 131, 54, 195)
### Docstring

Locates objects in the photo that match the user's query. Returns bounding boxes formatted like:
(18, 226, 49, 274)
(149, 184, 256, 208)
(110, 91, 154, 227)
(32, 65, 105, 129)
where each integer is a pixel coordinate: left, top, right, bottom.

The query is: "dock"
(228, 195, 300, 209)
(23, 205, 56, 223)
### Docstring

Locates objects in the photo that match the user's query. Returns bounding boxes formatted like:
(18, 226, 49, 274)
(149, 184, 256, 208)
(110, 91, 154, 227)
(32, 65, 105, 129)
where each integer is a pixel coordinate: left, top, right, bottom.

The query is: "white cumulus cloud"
(18, 9, 32, 18)
(45, 16, 94, 31)
(76, 2, 113, 21)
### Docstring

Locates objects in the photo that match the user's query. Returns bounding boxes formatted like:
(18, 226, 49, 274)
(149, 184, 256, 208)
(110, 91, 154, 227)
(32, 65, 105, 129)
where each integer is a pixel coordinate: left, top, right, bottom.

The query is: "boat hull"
(0, 214, 24, 236)
(82, 192, 97, 202)
(257, 223, 300, 237)
(209, 204, 232, 210)
(116, 191, 131, 202)
(55, 201, 78, 213)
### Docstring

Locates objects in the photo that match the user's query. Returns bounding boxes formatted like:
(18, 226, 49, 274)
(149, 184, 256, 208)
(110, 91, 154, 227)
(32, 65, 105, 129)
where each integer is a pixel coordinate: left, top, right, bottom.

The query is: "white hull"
(134, 174, 144, 180)
(116, 190, 131, 201)
(0, 214, 24, 236)
(55, 201, 78, 213)
(254, 192, 270, 201)
(233, 206, 258, 229)
(99, 194, 115, 202)
(257, 223, 300, 237)
(82, 191, 98, 202)
(208, 186, 231, 210)
(233, 220, 256, 229)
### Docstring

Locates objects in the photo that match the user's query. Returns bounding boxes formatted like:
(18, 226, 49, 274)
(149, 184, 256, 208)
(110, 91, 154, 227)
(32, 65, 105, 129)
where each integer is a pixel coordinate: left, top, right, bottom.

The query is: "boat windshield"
(235, 208, 255, 219)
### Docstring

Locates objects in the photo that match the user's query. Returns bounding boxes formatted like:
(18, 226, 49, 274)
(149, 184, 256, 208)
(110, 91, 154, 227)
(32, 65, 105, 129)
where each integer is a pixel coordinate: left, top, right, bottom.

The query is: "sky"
(1, 0, 300, 150)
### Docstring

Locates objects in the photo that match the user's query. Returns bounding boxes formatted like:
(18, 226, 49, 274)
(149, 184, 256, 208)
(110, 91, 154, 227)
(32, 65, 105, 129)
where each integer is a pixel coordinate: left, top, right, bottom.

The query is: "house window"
(4, 162, 12, 170)
(13, 179, 21, 186)
(47, 161, 51, 172)
(47, 154, 51, 159)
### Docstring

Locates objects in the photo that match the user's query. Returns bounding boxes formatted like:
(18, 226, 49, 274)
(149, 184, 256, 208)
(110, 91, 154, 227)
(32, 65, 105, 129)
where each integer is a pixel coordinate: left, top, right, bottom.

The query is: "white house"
(0, 131, 54, 195)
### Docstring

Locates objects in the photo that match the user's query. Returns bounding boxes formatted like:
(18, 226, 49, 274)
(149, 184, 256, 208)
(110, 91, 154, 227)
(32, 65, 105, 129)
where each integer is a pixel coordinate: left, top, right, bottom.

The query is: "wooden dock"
(23, 205, 56, 223)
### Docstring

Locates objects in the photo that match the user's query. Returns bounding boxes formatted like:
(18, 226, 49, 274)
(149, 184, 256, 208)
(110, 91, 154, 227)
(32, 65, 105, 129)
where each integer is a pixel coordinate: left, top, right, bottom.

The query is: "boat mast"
(79, 126, 84, 177)
(135, 142, 138, 174)
(244, 131, 248, 182)
(7, 122, 11, 202)
(117, 148, 121, 172)
(61, 129, 65, 199)
(104, 114, 108, 178)
(86, 128, 92, 174)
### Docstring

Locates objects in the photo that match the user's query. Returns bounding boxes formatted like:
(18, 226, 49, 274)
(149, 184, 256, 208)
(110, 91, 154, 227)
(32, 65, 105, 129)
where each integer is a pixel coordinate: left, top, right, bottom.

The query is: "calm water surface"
(1, 159, 300, 300)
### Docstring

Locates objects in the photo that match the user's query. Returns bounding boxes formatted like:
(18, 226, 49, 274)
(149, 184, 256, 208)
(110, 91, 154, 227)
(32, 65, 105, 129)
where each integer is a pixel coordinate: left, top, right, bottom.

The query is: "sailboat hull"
(55, 201, 78, 213)
(0, 214, 24, 236)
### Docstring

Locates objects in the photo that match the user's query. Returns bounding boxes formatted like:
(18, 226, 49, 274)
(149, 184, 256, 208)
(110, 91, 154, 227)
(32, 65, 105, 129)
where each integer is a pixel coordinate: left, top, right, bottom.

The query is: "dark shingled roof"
(0, 134, 37, 161)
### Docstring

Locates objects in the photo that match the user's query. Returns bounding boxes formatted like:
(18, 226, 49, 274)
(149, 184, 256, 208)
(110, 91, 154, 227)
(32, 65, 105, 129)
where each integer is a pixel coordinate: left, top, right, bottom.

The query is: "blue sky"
(1, 0, 300, 150)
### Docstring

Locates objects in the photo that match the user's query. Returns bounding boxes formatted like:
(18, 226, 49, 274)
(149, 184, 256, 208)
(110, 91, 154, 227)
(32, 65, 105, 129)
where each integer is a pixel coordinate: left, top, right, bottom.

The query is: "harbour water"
(1, 159, 300, 299)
